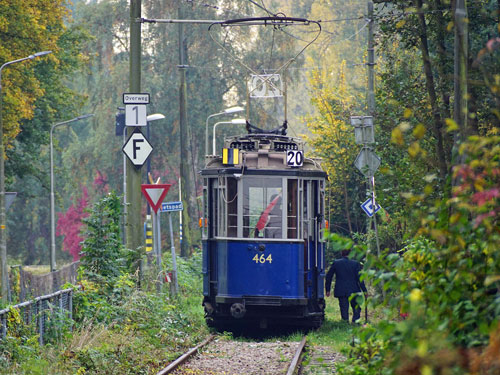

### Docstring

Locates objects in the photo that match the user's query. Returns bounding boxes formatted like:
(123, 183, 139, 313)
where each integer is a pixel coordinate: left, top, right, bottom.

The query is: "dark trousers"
(338, 295, 361, 323)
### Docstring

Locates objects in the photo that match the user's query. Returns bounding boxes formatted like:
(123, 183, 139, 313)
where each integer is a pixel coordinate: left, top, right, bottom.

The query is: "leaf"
(396, 20, 406, 29)
(399, 122, 411, 132)
(408, 141, 420, 158)
(445, 118, 459, 132)
(485, 275, 500, 286)
(413, 124, 426, 139)
(391, 127, 404, 145)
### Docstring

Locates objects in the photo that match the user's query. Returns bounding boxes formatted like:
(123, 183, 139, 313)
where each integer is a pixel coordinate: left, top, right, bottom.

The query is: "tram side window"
(217, 179, 227, 237)
(227, 178, 238, 237)
(287, 179, 298, 238)
(243, 178, 282, 238)
(303, 181, 309, 240)
(211, 182, 219, 237)
(202, 182, 208, 238)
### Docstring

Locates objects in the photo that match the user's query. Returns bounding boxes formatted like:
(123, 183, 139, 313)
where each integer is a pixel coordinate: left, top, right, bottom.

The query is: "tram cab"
(201, 132, 327, 328)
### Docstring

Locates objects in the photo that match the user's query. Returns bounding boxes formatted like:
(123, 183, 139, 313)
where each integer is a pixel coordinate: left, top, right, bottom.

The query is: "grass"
(21, 265, 51, 275)
(1, 249, 369, 374)
(0, 253, 210, 374)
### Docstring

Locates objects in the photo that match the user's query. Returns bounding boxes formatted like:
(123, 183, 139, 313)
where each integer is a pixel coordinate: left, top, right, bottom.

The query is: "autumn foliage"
(56, 187, 89, 261)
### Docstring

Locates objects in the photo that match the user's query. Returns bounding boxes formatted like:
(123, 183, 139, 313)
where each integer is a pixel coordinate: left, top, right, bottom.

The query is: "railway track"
(156, 335, 308, 375)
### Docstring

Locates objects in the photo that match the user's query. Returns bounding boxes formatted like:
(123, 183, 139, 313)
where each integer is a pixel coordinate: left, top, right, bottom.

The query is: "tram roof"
(202, 133, 327, 178)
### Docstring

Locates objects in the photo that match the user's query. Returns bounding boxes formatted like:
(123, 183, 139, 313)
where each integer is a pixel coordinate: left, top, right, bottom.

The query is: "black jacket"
(325, 257, 367, 297)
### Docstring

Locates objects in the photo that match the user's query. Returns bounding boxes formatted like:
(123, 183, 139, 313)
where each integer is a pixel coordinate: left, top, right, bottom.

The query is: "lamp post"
(145, 113, 165, 214)
(50, 114, 93, 272)
(212, 119, 247, 155)
(205, 106, 244, 156)
(0, 50, 52, 302)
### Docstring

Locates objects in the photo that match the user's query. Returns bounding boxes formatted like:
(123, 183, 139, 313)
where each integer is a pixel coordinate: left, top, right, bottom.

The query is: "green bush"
(338, 135, 500, 375)
(80, 191, 141, 293)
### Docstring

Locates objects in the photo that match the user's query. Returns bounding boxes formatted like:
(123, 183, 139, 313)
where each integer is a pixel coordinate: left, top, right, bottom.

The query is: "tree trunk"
(413, 0, 449, 181)
(433, 0, 454, 163)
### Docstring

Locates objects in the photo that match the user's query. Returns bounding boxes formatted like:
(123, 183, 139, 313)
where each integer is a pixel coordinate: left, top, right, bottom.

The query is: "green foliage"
(305, 64, 365, 235)
(68, 252, 207, 374)
(4, 2, 90, 266)
(0, 308, 40, 370)
(79, 191, 137, 292)
(338, 134, 500, 375)
(1, 246, 207, 373)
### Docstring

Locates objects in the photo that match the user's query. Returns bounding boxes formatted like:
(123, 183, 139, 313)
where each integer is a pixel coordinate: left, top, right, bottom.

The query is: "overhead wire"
(183, 0, 370, 134)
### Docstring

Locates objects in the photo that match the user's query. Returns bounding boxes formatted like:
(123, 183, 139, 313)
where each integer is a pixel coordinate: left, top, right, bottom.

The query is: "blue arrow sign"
(161, 201, 183, 212)
(361, 198, 381, 217)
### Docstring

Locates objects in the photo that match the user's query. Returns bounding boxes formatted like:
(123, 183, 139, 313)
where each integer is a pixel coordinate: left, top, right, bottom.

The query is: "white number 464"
(287, 150, 304, 167)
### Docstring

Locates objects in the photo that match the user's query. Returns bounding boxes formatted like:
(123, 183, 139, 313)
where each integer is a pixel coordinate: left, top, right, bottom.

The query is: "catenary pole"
(178, 5, 192, 257)
(367, 1, 380, 255)
(367, 1, 383, 297)
(127, 0, 143, 263)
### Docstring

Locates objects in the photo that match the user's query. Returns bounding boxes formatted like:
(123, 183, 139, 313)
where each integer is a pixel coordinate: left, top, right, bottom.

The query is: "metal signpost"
(351, 115, 382, 263)
(160, 201, 183, 295)
(141, 184, 171, 293)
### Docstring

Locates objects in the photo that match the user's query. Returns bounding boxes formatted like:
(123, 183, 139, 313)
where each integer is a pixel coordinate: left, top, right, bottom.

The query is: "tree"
(80, 191, 126, 289)
(56, 187, 89, 261)
(305, 63, 364, 234)
(2, 0, 89, 266)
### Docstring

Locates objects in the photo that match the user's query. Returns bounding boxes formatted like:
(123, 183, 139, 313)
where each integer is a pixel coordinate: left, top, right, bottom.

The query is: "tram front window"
(243, 178, 283, 238)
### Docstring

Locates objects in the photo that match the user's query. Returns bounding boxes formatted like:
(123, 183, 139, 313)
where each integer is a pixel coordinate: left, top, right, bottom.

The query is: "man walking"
(325, 249, 367, 323)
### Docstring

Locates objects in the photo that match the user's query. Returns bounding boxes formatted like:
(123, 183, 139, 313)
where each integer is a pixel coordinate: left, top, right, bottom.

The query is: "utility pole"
(366, 2, 382, 280)
(367, 1, 375, 116)
(178, 5, 192, 257)
(127, 0, 143, 256)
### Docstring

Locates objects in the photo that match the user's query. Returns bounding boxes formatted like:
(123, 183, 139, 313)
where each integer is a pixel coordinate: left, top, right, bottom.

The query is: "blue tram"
(201, 132, 327, 329)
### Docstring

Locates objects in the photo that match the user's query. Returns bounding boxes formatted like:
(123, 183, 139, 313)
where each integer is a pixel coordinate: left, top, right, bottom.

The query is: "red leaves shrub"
(56, 187, 89, 260)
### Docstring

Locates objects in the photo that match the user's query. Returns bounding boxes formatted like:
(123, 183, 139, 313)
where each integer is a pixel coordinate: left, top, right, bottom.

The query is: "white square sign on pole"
(125, 104, 147, 126)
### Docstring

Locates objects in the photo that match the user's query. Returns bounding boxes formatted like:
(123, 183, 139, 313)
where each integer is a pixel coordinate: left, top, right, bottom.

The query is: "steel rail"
(286, 336, 307, 375)
(156, 335, 215, 375)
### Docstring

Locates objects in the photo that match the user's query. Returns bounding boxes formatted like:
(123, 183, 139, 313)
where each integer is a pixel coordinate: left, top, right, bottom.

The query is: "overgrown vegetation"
(333, 134, 500, 374)
(305, 1, 499, 374)
(0, 193, 208, 374)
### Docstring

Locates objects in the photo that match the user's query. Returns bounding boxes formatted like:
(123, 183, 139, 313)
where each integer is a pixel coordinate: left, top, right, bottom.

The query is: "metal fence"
(0, 287, 77, 345)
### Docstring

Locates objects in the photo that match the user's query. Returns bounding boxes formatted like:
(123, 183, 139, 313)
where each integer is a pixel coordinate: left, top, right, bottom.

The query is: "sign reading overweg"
(123, 93, 150, 104)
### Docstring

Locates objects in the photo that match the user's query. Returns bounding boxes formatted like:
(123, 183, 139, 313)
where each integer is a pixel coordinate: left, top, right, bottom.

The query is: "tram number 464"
(252, 254, 273, 264)
(287, 150, 304, 167)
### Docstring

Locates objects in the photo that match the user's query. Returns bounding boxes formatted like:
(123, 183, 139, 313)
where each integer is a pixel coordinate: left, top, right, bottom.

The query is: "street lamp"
(213, 118, 247, 155)
(50, 114, 93, 272)
(205, 106, 244, 156)
(0, 50, 52, 302)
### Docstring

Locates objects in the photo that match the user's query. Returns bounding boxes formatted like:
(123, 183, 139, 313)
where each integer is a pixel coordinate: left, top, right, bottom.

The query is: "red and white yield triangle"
(141, 184, 171, 213)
